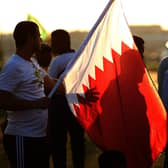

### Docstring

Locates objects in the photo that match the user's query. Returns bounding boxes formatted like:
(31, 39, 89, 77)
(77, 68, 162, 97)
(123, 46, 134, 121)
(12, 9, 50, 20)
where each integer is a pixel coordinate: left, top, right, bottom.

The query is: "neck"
(16, 48, 33, 61)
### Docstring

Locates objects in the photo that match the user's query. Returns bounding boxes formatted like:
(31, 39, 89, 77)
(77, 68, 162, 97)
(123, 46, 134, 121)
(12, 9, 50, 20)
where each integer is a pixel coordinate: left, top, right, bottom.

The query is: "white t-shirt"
(0, 54, 47, 137)
(48, 52, 74, 78)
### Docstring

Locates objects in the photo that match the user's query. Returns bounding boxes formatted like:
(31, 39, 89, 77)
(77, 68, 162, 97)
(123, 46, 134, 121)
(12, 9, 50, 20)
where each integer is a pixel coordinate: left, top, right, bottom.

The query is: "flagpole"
(48, 0, 115, 98)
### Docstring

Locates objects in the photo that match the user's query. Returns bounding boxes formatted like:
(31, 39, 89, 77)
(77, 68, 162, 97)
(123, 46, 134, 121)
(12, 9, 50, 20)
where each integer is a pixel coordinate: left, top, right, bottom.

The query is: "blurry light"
(165, 41, 168, 48)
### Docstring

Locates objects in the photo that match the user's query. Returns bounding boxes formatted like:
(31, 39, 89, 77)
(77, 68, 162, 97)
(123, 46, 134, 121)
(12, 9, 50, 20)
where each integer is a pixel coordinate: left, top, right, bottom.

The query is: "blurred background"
(1, 0, 168, 167)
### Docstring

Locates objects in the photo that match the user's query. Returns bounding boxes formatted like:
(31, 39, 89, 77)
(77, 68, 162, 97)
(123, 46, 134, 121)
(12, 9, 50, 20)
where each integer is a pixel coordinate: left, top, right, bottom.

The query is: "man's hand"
(85, 87, 99, 106)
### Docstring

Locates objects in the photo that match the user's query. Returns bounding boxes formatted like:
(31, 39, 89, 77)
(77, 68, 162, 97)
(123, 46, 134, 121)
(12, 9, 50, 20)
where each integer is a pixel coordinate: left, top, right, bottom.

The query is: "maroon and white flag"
(49, 0, 167, 167)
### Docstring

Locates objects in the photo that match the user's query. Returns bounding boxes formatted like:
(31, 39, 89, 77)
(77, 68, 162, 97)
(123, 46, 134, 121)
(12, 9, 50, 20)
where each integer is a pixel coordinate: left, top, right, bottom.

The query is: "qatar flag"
(49, 0, 167, 167)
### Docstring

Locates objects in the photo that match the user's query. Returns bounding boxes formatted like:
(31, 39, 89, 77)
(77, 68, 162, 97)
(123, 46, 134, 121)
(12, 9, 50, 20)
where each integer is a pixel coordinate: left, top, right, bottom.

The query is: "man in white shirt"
(0, 23, 99, 168)
(0, 21, 64, 168)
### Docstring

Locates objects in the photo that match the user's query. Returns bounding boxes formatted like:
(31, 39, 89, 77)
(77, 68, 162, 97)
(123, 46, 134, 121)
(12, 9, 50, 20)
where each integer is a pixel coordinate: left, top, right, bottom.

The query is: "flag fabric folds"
(27, 14, 48, 41)
(49, 0, 167, 167)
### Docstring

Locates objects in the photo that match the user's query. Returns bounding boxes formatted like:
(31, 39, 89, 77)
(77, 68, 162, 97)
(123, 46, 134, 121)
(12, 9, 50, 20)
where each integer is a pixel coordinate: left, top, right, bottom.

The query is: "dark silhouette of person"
(48, 29, 85, 168)
(35, 43, 53, 72)
(158, 56, 168, 98)
(157, 57, 168, 168)
(89, 42, 151, 167)
(117, 46, 151, 168)
(0, 21, 64, 168)
(133, 35, 144, 59)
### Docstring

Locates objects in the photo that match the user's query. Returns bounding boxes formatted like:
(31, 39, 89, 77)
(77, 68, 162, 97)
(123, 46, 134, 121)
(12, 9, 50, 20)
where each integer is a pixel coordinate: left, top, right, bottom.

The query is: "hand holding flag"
(78, 87, 100, 107)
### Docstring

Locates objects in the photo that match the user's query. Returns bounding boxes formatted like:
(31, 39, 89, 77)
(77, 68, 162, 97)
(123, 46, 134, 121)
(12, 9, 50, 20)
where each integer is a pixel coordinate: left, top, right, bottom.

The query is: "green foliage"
(27, 14, 48, 42)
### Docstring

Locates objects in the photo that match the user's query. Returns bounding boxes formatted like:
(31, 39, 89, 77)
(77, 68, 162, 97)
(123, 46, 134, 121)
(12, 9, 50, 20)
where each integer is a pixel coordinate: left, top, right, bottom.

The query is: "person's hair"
(13, 21, 39, 48)
(98, 150, 127, 168)
(51, 29, 71, 55)
(133, 35, 144, 59)
(36, 43, 52, 68)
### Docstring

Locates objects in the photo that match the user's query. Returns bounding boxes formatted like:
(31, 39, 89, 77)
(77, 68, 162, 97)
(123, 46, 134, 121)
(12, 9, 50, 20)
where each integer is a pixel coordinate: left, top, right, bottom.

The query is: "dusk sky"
(0, 0, 168, 33)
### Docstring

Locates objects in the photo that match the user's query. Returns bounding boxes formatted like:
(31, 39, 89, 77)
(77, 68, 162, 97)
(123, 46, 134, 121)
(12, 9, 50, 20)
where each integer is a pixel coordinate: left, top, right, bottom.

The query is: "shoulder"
(51, 52, 73, 65)
(158, 56, 168, 74)
(59, 52, 74, 62)
(160, 56, 168, 67)
(57, 52, 74, 60)
(2, 55, 22, 72)
(163, 70, 168, 83)
(164, 69, 168, 75)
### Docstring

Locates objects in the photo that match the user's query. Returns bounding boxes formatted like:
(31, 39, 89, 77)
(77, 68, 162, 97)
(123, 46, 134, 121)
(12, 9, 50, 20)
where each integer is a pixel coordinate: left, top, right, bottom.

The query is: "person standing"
(158, 56, 168, 98)
(35, 43, 53, 72)
(48, 29, 85, 168)
(157, 56, 168, 168)
(0, 21, 64, 168)
(133, 35, 144, 60)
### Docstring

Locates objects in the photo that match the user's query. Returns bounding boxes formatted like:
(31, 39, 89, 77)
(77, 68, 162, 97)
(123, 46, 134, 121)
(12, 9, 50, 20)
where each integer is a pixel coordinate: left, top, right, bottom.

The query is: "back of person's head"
(98, 150, 127, 168)
(133, 35, 144, 59)
(13, 21, 39, 49)
(51, 29, 71, 55)
(36, 43, 52, 69)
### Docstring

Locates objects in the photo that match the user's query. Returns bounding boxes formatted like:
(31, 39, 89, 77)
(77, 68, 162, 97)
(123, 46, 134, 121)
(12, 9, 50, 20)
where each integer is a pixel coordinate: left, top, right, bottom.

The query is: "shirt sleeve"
(0, 63, 23, 92)
(48, 58, 61, 78)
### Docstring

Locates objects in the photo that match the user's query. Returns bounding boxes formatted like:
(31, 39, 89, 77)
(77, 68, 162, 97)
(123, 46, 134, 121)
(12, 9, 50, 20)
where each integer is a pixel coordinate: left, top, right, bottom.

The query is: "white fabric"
(48, 52, 74, 78)
(0, 54, 48, 137)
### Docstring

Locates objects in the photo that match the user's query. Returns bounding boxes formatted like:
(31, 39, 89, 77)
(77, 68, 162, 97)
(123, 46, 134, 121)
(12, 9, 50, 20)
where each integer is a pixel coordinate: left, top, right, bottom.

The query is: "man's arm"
(79, 87, 100, 106)
(44, 75, 65, 95)
(0, 90, 48, 111)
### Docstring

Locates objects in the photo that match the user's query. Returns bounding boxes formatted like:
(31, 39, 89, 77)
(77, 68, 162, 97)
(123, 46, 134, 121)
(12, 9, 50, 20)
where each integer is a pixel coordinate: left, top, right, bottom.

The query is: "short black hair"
(36, 43, 52, 68)
(13, 21, 39, 48)
(133, 35, 144, 59)
(51, 29, 71, 55)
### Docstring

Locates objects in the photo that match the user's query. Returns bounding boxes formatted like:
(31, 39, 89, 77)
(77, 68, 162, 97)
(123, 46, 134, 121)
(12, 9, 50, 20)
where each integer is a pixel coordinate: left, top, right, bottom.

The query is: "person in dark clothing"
(35, 43, 53, 72)
(48, 29, 85, 168)
(0, 21, 65, 168)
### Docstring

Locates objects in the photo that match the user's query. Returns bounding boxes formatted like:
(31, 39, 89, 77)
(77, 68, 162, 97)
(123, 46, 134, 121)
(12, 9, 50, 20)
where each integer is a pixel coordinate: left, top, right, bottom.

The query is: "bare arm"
(0, 90, 49, 111)
(44, 75, 65, 95)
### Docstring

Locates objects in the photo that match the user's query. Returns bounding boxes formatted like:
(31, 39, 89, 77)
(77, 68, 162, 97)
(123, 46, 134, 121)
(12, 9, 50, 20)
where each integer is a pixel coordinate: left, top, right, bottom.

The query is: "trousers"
(48, 95, 85, 168)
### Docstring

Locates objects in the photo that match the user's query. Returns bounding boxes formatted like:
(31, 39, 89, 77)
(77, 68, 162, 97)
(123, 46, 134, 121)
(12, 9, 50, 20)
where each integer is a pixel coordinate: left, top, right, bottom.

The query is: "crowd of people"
(0, 20, 167, 168)
(0, 21, 99, 168)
